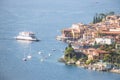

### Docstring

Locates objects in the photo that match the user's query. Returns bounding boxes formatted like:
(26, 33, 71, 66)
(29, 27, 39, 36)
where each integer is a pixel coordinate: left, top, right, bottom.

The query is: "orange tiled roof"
(95, 50, 108, 54)
(100, 31, 120, 34)
(87, 48, 108, 54)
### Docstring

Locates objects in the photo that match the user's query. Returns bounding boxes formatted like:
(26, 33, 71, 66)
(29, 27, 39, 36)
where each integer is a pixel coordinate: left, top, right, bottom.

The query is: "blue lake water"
(0, 0, 120, 80)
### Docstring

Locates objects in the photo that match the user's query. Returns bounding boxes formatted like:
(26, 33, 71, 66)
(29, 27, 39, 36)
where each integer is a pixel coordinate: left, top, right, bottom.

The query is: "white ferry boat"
(15, 31, 39, 41)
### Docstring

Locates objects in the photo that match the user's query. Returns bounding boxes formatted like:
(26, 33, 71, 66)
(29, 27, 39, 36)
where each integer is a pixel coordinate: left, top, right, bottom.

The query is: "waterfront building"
(61, 23, 85, 40)
(72, 43, 90, 49)
(93, 62, 112, 71)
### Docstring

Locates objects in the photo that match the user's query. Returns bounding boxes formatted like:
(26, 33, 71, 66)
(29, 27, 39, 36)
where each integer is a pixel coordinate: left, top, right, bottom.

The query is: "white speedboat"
(15, 31, 39, 41)
(27, 55, 32, 59)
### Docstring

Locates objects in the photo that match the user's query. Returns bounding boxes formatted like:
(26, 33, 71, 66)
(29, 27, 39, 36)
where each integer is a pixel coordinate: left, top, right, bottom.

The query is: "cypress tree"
(93, 16, 96, 24)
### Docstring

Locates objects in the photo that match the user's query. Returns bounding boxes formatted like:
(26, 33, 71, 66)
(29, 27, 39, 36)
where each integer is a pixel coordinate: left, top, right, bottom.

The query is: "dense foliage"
(100, 44, 120, 66)
(64, 44, 87, 63)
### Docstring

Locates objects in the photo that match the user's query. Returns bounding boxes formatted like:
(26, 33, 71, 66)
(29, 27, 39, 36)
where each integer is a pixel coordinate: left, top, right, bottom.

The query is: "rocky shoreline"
(58, 57, 120, 74)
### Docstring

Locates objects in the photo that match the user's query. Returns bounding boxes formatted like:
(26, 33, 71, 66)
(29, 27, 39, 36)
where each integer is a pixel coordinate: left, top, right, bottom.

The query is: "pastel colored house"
(85, 48, 109, 60)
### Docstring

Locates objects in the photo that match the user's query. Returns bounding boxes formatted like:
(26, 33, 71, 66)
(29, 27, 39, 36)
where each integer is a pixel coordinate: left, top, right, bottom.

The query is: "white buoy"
(48, 53, 51, 56)
(38, 51, 42, 54)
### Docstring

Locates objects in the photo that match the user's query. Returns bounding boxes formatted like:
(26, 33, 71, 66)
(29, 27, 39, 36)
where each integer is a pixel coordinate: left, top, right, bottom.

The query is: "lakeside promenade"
(59, 57, 120, 74)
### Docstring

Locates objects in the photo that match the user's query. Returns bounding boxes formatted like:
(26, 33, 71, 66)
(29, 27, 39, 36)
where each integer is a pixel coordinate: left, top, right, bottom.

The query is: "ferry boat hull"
(15, 37, 39, 41)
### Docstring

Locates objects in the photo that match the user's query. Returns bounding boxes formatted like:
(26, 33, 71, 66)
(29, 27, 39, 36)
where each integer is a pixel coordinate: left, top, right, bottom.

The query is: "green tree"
(108, 11, 115, 15)
(93, 16, 96, 24)
(64, 44, 87, 63)
(86, 59, 93, 65)
(64, 44, 75, 61)
(65, 44, 74, 55)
(92, 12, 115, 24)
(103, 54, 111, 62)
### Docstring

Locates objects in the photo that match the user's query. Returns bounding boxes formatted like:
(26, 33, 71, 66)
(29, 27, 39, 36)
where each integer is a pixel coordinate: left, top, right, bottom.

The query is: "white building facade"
(95, 38, 115, 45)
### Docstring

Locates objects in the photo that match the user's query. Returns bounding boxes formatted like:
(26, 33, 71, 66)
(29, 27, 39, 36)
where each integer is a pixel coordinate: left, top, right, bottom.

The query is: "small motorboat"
(52, 49, 56, 51)
(22, 58, 27, 61)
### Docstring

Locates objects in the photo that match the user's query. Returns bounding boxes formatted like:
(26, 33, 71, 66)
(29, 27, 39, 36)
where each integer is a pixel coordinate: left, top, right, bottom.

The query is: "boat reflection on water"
(16, 40, 33, 61)
(17, 40, 33, 44)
